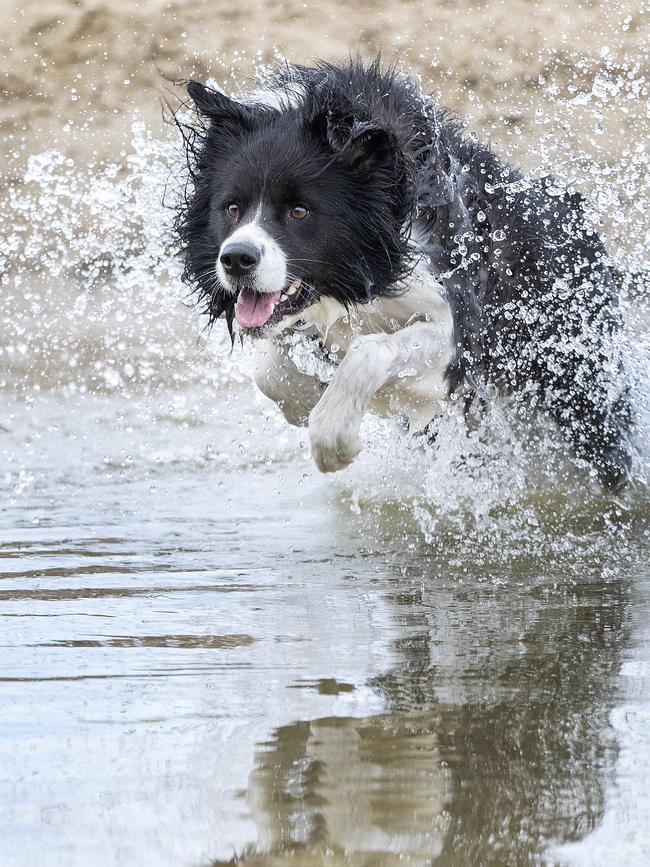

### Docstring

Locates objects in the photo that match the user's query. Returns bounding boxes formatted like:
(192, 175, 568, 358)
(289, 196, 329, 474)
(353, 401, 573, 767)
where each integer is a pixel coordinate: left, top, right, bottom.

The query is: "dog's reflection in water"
(239, 712, 450, 865)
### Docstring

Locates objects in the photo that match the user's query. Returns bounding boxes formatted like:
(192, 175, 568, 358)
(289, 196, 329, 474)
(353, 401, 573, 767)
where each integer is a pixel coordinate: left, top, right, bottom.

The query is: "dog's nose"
(219, 242, 261, 277)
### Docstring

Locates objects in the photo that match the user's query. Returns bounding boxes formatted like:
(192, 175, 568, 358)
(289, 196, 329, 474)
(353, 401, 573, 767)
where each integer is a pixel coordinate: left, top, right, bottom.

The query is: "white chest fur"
(297, 261, 455, 428)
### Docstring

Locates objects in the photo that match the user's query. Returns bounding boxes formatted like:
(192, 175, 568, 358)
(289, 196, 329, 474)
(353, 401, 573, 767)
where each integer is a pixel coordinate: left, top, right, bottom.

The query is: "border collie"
(174, 57, 632, 489)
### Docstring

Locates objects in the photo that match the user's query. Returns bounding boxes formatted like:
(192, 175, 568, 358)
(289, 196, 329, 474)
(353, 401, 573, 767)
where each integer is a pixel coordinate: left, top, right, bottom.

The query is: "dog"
(173, 56, 632, 489)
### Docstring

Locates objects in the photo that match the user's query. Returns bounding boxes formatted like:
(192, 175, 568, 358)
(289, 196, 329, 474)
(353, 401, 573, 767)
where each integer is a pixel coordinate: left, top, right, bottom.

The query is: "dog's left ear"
(317, 111, 396, 172)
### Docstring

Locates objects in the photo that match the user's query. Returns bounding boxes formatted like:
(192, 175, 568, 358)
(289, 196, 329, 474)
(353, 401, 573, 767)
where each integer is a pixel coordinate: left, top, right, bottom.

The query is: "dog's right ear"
(186, 80, 255, 128)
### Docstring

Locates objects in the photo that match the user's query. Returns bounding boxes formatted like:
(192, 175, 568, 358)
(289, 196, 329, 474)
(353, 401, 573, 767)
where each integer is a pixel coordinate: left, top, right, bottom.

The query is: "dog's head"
(175, 77, 413, 337)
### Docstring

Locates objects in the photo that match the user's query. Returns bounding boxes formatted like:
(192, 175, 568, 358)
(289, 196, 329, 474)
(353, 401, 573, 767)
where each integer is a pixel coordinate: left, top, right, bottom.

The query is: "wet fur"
(174, 57, 632, 489)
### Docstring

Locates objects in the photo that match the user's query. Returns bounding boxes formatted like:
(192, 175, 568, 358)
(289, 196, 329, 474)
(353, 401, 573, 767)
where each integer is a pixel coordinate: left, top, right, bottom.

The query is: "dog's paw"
(308, 406, 362, 473)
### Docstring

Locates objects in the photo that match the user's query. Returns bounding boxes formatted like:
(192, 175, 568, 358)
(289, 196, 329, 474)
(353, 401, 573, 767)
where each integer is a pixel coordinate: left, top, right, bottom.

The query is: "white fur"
(217, 206, 288, 295)
(254, 339, 326, 426)
(255, 259, 456, 472)
(245, 82, 306, 112)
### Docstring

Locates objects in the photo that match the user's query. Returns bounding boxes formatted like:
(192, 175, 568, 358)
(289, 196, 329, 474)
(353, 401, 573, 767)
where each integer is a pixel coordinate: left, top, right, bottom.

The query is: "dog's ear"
(314, 110, 396, 172)
(186, 80, 256, 130)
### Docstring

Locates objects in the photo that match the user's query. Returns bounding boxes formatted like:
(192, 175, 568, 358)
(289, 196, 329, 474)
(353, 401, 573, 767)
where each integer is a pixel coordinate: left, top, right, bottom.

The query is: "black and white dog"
(174, 57, 632, 489)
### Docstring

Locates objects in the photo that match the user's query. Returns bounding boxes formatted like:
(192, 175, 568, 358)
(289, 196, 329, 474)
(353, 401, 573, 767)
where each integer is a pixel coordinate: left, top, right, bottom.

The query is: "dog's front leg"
(309, 320, 453, 472)
(255, 339, 327, 426)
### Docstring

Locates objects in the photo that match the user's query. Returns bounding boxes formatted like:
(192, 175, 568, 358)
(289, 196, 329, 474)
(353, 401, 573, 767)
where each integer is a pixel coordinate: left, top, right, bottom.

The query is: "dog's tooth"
(287, 278, 302, 296)
(280, 293, 288, 302)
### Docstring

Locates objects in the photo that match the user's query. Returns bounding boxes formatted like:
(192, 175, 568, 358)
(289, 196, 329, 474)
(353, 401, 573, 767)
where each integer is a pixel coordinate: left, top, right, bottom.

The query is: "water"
(1, 102, 650, 866)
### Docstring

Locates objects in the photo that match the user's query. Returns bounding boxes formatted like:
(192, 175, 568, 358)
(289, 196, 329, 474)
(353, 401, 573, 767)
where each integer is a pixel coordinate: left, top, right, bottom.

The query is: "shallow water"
(2, 105, 650, 865)
(2, 352, 650, 866)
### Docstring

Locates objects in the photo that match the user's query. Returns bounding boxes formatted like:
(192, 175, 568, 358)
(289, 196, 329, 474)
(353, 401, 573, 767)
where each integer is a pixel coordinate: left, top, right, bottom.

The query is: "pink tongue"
(235, 288, 282, 328)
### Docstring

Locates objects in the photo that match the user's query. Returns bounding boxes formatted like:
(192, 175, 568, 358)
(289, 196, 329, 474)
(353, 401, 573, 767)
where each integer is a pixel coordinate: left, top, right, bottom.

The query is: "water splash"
(1, 79, 648, 549)
(2, 118, 255, 395)
(341, 61, 650, 547)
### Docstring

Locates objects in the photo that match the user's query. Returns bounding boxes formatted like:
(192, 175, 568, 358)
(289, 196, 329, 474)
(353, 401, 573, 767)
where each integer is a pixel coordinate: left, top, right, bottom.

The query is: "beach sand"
(1, 0, 647, 182)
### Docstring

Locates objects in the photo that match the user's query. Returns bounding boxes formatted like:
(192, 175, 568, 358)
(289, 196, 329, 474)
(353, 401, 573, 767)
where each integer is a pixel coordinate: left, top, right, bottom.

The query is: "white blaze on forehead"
(216, 205, 288, 295)
(244, 82, 306, 112)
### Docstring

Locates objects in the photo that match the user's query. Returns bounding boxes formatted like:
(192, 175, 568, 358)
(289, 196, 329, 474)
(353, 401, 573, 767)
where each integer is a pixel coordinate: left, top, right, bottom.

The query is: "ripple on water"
(1, 64, 650, 867)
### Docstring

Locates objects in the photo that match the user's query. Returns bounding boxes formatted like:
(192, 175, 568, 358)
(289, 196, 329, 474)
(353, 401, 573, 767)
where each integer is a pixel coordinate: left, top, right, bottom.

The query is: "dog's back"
(270, 60, 632, 487)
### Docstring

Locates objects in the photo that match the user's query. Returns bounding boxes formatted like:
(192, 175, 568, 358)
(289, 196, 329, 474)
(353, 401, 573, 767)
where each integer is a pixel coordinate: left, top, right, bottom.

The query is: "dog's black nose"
(220, 242, 261, 277)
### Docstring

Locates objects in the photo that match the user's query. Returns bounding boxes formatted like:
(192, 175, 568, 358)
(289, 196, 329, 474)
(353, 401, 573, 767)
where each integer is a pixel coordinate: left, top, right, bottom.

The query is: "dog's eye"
(290, 205, 309, 220)
(226, 203, 240, 219)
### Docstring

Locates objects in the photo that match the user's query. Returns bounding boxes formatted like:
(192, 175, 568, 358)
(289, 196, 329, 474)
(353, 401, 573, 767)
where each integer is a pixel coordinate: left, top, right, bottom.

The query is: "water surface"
(1, 115, 649, 867)
(2, 367, 649, 866)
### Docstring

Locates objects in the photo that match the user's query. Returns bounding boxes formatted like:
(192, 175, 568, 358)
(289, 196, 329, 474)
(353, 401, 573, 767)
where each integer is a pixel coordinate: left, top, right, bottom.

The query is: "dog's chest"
(302, 264, 455, 426)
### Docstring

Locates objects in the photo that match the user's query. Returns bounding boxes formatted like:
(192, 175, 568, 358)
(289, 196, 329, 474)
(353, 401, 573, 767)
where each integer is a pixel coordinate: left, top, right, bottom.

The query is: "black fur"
(175, 62, 415, 327)
(174, 56, 632, 489)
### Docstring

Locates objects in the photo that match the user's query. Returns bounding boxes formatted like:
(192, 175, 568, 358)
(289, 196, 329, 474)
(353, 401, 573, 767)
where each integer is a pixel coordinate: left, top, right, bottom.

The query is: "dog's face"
(177, 81, 411, 336)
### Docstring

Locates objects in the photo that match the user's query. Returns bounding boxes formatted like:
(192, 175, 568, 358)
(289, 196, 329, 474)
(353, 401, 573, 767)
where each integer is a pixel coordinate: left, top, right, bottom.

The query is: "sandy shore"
(0, 0, 647, 181)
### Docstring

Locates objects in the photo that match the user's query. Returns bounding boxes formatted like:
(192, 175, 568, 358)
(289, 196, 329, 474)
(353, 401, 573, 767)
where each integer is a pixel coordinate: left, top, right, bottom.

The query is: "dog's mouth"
(234, 279, 310, 330)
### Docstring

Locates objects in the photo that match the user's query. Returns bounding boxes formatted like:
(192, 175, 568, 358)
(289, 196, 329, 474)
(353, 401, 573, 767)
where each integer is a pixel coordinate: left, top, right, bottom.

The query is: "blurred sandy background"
(0, 0, 647, 183)
(0, 0, 647, 394)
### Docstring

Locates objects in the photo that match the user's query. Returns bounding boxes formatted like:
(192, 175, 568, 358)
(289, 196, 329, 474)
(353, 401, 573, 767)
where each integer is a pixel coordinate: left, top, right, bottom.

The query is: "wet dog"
(174, 57, 632, 488)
